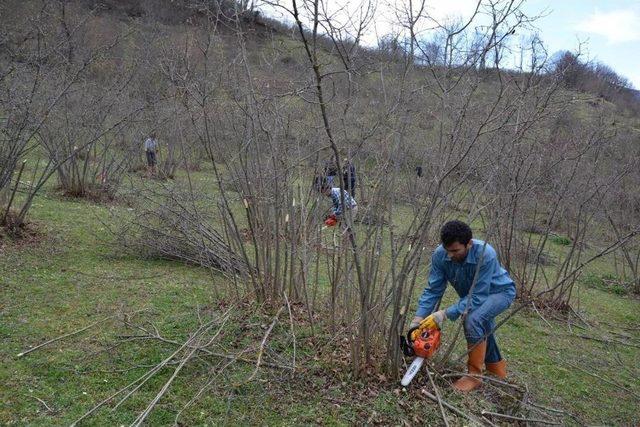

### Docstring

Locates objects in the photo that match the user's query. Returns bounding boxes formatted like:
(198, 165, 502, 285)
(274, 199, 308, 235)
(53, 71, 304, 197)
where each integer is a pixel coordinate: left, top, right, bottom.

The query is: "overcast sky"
(259, 0, 640, 89)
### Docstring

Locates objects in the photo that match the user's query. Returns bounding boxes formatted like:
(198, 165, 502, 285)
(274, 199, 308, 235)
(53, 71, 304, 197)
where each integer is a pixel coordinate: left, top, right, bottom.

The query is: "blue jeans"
(146, 150, 157, 167)
(463, 289, 515, 363)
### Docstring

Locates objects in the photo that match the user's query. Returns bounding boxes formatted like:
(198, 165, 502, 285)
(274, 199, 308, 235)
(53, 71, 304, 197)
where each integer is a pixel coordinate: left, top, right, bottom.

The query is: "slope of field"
(1, 171, 638, 425)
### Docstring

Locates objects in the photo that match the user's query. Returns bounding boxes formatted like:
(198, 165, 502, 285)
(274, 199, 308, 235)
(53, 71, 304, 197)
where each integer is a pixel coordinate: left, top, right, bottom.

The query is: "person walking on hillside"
(409, 220, 516, 392)
(342, 158, 356, 198)
(144, 132, 159, 177)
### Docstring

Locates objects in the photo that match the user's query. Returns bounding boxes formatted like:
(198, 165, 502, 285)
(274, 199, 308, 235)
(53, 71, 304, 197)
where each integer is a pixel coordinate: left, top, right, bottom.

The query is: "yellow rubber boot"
(452, 340, 486, 392)
(486, 359, 507, 379)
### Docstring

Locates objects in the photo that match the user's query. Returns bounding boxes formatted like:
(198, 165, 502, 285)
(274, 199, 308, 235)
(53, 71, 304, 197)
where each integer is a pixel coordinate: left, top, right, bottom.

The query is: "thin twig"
(71, 311, 228, 426)
(132, 310, 235, 426)
(571, 333, 640, 348)
(283, 292, 297, 373)
(244, 305, 285, 383)
(425, 365, 449, 427)
(420, 388, 487, 426)
(27, 395, 54, 413)
(564, 361, 640, 400)
(531, 300, 552, 328)
(142, 328, 293, 370)
(526, 401, 581, 422)
(174, 358, 237, 425)
(17, 315, 114, 358)
(73, 362, 179, 375)
(112, 318, 223, 411)
(441, 372, 525, 390)
(481, 410, 561, 425)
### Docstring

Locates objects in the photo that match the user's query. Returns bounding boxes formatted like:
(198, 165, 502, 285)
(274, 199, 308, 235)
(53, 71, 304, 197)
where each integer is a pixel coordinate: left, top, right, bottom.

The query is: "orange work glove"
(410, 310, 446, 341)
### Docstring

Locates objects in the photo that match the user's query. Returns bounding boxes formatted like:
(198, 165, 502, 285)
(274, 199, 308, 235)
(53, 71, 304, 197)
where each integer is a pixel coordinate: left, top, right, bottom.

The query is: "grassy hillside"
(2, 1, 640, 425)
(1, 169, 638, 425)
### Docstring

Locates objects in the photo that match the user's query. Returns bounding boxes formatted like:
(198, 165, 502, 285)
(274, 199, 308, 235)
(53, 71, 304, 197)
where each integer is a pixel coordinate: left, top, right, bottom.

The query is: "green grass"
(581, 272, 629, 295)
(549, 234, 572, 246)
(1, 172, 639, 425)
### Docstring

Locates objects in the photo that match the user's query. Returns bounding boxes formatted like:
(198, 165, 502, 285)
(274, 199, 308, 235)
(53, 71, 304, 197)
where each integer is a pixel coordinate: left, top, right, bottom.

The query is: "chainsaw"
(399, 323, 441, 386)
(324, 214, 338, 227)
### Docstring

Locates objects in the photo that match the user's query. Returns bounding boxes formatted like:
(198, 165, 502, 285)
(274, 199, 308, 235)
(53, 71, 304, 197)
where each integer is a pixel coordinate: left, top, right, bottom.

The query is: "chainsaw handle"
(399, 326, 420, 358)
(406, 326, 419, 343)
(399, 334, 415, 357)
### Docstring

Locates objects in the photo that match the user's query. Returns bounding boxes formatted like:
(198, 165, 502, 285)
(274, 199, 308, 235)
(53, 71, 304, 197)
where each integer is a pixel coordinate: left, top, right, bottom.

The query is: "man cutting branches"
(410, 220, 516, 392)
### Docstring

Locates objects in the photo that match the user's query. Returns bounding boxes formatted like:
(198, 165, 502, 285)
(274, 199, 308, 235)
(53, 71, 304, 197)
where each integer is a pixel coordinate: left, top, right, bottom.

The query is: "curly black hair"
(440, 220, 472, 246)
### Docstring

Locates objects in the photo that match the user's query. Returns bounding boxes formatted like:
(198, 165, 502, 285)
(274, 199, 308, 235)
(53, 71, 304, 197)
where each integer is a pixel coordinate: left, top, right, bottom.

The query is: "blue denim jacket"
(416, 239, 516, 320)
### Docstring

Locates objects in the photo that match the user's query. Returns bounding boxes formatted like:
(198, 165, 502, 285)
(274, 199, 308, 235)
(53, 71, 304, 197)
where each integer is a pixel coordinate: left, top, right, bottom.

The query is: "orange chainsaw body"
(399, 325, 442, 386)
(324, 214, 338, 227)
(412, 327, 441, 358)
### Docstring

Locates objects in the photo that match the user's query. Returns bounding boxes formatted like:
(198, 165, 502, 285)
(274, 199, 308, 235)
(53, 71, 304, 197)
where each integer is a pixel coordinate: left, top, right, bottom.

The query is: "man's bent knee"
(464, 312, 487, 343)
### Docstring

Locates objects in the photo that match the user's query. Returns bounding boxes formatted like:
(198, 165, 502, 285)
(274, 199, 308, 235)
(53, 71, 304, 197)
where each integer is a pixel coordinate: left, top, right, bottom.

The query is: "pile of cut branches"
(114, 186, 251, 277)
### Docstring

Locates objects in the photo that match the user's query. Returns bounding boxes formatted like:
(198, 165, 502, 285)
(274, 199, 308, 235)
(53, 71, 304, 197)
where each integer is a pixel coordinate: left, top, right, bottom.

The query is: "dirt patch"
(0, 213, 45, 253)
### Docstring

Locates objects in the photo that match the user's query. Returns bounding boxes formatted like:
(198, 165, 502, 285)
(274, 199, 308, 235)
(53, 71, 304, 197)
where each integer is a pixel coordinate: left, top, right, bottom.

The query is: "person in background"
(317, 178, 357, 225)
(323, 160, 338, 187)
(409, 220, 516, 392)
(342, 158, 356, 198)
(144, 132, 159, 177)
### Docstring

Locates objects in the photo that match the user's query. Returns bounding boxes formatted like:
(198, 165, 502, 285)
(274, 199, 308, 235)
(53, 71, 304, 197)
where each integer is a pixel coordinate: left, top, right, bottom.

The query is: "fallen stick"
(17, 315, 114, 358)
(526, 400, 581, 422)
(71, 333, 201, 426)
(441, 373, 525, 391)
(148, 331, 293, 370)
(564, 361, 640, 400)
(571, 333, 640, 348)
(71, 314, 225, 426)
(112, 318, 223, 411)
(131, 337, 202, 427)
(481, 410, 561, 425)
(425, 366, 449, 427)
(174, 358, 237, 425)
(245, 305, 285, 383)
(420, 388, 487, 426)
(132, 312, 235, 426)
(531, 300, 552, 328)
(28, 395, 54, 413)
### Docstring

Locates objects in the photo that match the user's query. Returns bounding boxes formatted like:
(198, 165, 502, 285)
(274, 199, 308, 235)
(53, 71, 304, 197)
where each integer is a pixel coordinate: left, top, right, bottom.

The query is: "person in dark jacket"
(323, 160, 338, 187)
(342, 158, 356, 198)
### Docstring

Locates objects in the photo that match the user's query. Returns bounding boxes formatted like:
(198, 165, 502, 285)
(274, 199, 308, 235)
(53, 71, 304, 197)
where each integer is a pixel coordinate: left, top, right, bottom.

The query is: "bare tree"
(14, 0, 640, 423)
(0, 0, 137, 229)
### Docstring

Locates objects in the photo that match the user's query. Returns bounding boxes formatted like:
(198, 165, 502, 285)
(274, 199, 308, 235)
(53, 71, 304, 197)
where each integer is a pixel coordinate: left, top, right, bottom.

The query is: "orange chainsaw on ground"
(324, 214, 338, 227)
(399, 323, 441, 386)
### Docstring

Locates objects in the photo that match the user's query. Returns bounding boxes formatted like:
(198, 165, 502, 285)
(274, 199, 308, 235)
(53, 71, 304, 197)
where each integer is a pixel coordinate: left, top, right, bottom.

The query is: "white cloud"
(259, 0, 484, 41)
(575, 8, 640, 43)
(627, 71, 640, 90)
(425, 0, 481, 22)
